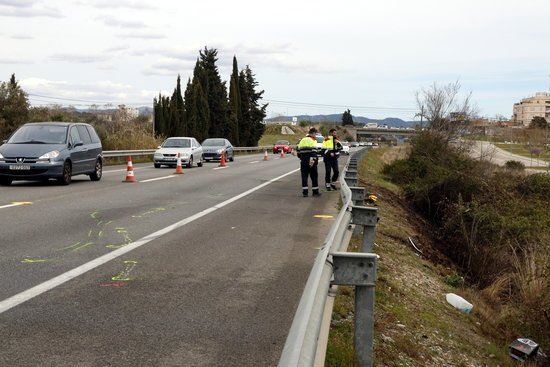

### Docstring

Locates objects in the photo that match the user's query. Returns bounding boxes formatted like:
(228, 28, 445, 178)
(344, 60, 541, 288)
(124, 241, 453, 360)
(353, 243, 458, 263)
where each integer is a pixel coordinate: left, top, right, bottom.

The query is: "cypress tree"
(240, 66, 266, 146)
(183, 78, 195, 137)
(198, 47, 228, 138)
(192, 81, 210, 142)
(228, 56, 241, 145)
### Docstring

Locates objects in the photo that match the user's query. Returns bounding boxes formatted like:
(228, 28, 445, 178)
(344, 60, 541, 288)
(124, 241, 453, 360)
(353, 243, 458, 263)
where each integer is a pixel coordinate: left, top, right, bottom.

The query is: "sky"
(1, 0, 550, 121)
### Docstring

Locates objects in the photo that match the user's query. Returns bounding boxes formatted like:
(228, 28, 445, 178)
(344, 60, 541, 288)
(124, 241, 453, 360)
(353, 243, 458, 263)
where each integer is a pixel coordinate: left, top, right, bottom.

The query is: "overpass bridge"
(347, 127, 419, 142)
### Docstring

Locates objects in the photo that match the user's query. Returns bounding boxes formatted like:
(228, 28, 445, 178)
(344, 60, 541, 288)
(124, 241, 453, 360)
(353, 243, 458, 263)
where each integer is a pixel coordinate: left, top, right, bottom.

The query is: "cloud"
(96, 15, 147, 29)
(21, 77, 156, 106)
(0, 0, 35, 7)
(49, 53, 107, 63)
(0, 1, 63, 18)
(10, 33, 34, 40)
(142, 60, 195, 77)
(0, 57, 33, 64)
(116, 32, 166, 40)
(81, 0, 156, 10)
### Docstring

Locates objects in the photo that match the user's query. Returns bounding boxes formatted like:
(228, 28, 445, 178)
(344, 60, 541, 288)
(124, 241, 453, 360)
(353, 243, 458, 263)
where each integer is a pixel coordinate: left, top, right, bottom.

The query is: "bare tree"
(415, 80, 477, 139)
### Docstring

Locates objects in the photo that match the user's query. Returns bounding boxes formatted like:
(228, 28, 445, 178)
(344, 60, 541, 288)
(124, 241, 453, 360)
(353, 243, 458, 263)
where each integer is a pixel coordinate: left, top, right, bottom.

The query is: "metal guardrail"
(102, 146, 275, 158)
(278, 147, 379, 367)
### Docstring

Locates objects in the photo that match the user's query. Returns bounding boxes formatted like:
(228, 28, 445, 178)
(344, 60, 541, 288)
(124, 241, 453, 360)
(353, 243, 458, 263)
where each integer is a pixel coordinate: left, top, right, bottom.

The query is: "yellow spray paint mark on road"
(112, 260, 138, 281)
(58, 241, 95, 252)
(115, 227, 132, 245)
(314, 215, 334, 220)
(0, 202, 33, 209)
(132, 207, 166, 218)
(21, 259, 48, 263)
(90, 211, 100, 219)
(105, 243, 127, 249)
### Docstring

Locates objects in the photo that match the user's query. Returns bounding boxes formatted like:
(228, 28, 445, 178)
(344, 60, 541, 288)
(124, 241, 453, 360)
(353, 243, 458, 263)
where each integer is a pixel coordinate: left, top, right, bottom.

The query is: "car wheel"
(187, 156, 193, 168)
(57, 161, 72, 185)
(230, 154, 234, 162)
(197, 156, 203, 167)
(89, 159, 102, 181)
(0, 177, 12, 186)
(154, 163, 160, 168)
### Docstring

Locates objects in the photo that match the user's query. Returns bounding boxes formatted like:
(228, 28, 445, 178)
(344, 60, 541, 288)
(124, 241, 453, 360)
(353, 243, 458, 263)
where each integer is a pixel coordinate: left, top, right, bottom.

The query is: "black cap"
(308, 127, 317, 134)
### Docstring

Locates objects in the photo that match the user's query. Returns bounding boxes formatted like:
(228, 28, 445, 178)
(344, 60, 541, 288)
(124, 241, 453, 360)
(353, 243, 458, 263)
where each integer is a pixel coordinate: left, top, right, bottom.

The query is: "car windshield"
(316, 136, 324, 144)
(202, 139, 225, 147)
(163, 139, 190, 148)
(8, 125, 67, 144)
(275, 140, 289, 145)
(341, 142, 349, 146)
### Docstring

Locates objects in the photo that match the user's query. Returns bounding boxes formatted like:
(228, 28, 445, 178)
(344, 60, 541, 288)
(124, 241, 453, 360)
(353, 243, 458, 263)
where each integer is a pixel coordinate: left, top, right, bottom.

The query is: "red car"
(273, 140, 292, 154)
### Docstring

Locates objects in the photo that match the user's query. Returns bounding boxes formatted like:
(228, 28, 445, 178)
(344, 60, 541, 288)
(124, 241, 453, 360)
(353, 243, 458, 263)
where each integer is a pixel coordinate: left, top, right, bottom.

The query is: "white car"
(154, 137, 203, 168)
(340, 141, 350, 155)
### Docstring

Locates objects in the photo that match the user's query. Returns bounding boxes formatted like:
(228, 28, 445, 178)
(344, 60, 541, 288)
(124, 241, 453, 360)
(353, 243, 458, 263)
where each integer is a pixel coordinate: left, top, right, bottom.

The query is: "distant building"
(512, 92, 550, 126)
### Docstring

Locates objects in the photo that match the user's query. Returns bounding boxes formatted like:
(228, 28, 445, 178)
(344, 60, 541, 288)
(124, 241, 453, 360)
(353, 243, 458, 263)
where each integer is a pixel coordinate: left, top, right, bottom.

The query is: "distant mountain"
(265, 114, 417, 128)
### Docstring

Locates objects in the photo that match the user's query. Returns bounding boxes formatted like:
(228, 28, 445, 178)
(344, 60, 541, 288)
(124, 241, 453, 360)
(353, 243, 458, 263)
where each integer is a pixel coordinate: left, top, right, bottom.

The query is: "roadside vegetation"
(326, 140, 548, 366)
(326, 81, 548, 366)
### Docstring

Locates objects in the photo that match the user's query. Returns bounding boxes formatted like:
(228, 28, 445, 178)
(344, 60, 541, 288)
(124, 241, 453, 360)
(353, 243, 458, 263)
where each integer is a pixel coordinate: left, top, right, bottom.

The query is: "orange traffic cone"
(174, 153, 184, 174)
(280, 149, 285, 158)
(219, 150, 227, 167)
(122, 156, 137, 182)
(263, 150, 269, 161)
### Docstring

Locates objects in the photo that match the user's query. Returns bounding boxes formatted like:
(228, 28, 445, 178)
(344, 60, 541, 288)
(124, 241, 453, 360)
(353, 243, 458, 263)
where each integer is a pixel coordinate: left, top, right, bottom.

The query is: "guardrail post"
(345, 177, 358, 187)
(331, 252, 378, 367)
(350, 205, 378, 252)
(345, 169, 358, 179)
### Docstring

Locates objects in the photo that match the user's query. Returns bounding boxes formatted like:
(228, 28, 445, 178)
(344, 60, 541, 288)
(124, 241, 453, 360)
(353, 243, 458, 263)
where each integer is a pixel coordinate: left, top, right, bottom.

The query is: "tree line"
(153, 47, 267, 146)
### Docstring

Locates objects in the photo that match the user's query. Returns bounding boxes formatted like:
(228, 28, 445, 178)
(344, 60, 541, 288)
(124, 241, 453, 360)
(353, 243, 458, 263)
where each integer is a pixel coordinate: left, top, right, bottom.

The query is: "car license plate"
(9, 164, 31, 170)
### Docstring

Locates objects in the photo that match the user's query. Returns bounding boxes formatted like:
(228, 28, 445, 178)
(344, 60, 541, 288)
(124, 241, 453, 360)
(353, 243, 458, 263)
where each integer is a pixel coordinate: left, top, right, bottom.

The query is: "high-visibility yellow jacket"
(321, 136, 342, 159)
(297, 135, 318, 160)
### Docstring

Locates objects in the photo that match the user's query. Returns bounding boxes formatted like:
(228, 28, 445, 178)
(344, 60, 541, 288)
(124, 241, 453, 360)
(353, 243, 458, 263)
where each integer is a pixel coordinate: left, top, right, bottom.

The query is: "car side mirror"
(73, 140, 84, 148)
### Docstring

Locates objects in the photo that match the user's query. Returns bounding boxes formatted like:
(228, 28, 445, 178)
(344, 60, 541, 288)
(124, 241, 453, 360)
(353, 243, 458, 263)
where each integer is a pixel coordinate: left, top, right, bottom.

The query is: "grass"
(494, 143, 550, 162)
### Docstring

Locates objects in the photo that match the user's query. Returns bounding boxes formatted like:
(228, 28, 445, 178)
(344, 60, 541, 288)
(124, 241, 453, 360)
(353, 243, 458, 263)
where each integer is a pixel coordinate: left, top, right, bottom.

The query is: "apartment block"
(512, 92, 550, 126)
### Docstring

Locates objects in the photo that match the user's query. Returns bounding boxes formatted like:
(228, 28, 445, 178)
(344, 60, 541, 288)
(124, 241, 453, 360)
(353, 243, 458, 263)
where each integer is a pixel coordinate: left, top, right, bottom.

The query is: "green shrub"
(443, 274, 465, 288)
(504, 160, 525, 171)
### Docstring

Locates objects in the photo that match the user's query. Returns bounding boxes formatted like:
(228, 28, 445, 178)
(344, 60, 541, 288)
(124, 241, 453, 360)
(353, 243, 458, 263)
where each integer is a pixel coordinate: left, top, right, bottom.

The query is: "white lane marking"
(249, 161, 260, 164)
(140, 175, 176, 183)
(0, 202, 33, 210)
(0, 168, 300, 314)
(212, 166, 228, 170)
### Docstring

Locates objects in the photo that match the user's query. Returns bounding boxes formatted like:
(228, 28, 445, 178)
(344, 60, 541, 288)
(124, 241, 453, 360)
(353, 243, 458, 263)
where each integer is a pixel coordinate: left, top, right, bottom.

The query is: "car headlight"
(217, 149, 223, 153)
(39, 150, 60, 160)
(181, 153, 189, 159)
(0, 152, 4, 160)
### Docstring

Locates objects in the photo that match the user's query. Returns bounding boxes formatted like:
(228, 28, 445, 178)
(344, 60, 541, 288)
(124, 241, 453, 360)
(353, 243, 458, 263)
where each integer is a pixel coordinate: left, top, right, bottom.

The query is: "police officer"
(321, 128, 343, 191)
(297, 127, 321, 197)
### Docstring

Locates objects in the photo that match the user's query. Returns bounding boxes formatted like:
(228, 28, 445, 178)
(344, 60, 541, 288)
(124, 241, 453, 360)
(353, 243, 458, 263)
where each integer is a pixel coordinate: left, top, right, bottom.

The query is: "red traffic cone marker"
(123, 156, 137, 182)
(219, 150, 227, 167)
(174, 153, 184, 174)
(263, 150, 269, 161)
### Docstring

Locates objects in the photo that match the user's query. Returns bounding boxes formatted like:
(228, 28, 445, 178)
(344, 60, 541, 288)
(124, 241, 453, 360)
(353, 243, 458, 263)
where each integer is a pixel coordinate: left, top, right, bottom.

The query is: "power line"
(27, 93, 152, 107)
(263, 99, 417, 112)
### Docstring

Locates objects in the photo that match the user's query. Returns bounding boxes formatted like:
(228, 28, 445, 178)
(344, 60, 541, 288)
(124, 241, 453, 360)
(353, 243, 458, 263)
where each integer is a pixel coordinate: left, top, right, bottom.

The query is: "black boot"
(302, 190, 308, 197)
(312, 189, 321, 197)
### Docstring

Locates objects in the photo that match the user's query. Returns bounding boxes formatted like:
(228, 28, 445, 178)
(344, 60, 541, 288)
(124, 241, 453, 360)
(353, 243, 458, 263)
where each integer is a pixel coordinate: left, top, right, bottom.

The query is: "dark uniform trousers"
(324, 157, 339, 185)
(300, 154, 319, 194)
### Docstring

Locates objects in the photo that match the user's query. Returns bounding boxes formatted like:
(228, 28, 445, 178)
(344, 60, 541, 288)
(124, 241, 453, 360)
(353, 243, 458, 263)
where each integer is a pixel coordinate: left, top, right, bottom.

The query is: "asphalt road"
(0, 152, 344, 367)
(470, 140, 549, 170)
